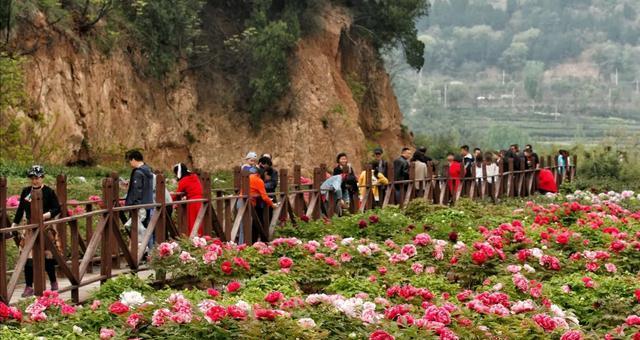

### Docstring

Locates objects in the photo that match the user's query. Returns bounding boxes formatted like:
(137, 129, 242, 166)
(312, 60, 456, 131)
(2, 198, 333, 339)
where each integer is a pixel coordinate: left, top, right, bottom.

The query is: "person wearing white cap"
(241, 151, 258, 173)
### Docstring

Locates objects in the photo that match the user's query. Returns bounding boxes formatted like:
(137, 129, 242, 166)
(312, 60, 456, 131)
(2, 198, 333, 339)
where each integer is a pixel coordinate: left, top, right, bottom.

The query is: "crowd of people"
(9, 145, 570, 297)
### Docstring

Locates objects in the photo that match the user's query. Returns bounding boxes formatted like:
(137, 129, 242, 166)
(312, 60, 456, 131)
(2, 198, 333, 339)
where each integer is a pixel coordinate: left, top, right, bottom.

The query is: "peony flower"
(358, 220, 368, 229)
(108, 301, 130, 315)
(627, 315, 640, 326)
(369, 329, 395, 340)
(227, 281, 241, 293)
(120, 291, 145, 307)
(126, 313, 144, 328)
(279, 256, 293, 269)
(369, 215, 379, 223)
(152, 308, 172, 327)
(265, 291, 285, 305)
(413, 233, 432, 246)
(560, 330, 582, 340)
(411, 262, 424, 274)
(205, 305, 227, 323)
(340, 252, 353, 262)
(401, 244, 417, 257)
(471, 251, 488, 265)
(99, 328, 116, 339)
(635, 289, 640, 303)
(61, 304, 76, 315)
(221, 261, 233, 275)
(207, 288, 220, 298)
(90, 300, 101, 311)
(179, 251, 195, 263)
(298, 317, 317, 328)
(226, 305, 247, 320)
(6, 195, 20, 207)
(533, 313, 558, 332)
(254, 306, 278, 320)
(203, 251, 218, 264)
(605, 263, 617, 273)
(192, 237, 207, 248)
(300, 215, 310, 222)
(357, 245, 372, 256)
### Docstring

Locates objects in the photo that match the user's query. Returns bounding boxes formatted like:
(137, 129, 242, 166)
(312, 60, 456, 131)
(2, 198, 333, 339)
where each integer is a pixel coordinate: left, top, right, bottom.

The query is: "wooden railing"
(0, 155, 576, 303)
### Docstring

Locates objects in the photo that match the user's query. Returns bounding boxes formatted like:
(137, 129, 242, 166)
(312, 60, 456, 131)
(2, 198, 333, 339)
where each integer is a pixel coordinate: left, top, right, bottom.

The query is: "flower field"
(1, 192, 640, 339)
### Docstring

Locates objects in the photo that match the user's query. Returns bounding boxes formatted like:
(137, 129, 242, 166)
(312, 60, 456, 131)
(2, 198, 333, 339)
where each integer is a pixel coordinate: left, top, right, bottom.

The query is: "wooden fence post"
(0, 178, 8, 301)
(233, 167, 242, 194)
(55, 175, 67, 258)
(30, 189, 45, 296)
(293, 165, 304, 217)
(101, 178, 113, 283)
(311, 167, 322, 220)
(155, 173, 167, 243)
(109, 172, 120, 269)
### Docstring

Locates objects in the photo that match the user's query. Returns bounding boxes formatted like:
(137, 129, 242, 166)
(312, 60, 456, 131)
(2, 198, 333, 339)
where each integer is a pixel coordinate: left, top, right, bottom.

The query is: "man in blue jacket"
(124, 150, 155, 252)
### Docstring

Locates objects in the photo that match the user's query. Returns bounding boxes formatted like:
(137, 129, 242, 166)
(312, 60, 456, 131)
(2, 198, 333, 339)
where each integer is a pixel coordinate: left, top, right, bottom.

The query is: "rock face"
(12, 4, 411, 173)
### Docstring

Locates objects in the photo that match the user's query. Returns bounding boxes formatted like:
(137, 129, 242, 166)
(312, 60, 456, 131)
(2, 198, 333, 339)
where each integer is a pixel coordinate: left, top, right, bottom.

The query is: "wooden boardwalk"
(0, 155, 576, 304)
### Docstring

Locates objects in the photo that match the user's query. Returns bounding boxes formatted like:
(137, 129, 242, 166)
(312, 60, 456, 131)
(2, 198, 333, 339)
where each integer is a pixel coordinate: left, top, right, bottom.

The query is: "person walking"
(411, 151, 427, 196)
(124, 150, 155, 251)
(447, 153, 462, 197)
(358, 161, 389, 206)
(11, 165, 61, 296)
(321, 173, 349, 215)
(393, 147, 412, 203)
(460, 145, 474, 178)
(238, 169, 276, 244)
(173, 163, 203, 237)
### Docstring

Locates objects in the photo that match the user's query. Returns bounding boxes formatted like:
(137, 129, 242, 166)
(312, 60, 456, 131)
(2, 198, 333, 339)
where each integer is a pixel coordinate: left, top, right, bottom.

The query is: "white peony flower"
(120, 291, 145, 307)
(297, 318, 316, 328)
(72, 325, 83, 335)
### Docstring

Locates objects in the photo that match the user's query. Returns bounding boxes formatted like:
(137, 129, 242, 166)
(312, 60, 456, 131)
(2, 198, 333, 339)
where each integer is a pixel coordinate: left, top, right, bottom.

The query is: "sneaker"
(51, 281, 58, 291)
(21, 286, 34, 297)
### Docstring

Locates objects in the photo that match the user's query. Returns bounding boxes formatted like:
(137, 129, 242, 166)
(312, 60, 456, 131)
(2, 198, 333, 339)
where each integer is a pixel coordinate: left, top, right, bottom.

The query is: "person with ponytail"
(173, 163, 204, 237)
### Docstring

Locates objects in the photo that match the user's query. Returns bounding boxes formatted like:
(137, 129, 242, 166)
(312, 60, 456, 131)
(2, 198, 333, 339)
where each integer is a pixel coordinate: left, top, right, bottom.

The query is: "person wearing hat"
(172, 163, 203, 237)
(373, 148, 388, 178)
(11, 165, 62, 296)
(242, 151, 259, 174)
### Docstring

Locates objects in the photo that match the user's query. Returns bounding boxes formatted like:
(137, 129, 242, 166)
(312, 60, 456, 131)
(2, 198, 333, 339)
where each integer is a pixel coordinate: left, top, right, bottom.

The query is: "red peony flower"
(205, 305, 227, 323)
(471, 251, 488, 265)
(227, 281, 241, 293)
(369, 329, 395, 340)
(207, 288, 220, 298)
(532, 313, 558, 332)
(233, 257, 251, 271)
(264, 291, 285, 305)
(221, 261, 234, 275)
(108, 301, 130, 315)
(226, 305, 247, 320)
(358, 220, 368, 229)
(254, 307, 278, 321)
(635, 289, 640, 303)
(448, 232, 458, 243)
(300, 215, 310, 222)
(279, 256, 293, 269)
(556, 232, 570, 245)
(369, 215, 379, 223)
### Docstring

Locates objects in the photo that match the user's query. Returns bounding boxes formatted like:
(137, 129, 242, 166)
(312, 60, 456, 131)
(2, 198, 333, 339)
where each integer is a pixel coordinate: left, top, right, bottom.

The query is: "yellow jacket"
(358, 171, 389, 201)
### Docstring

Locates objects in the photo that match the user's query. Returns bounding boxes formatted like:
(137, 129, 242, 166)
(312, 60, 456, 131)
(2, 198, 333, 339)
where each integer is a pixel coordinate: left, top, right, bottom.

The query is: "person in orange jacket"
(238, 169, 277, 244)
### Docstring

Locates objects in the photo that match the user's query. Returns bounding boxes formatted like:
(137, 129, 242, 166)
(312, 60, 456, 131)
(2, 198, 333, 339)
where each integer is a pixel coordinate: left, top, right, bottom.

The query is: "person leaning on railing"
(11, 165, 62, 297)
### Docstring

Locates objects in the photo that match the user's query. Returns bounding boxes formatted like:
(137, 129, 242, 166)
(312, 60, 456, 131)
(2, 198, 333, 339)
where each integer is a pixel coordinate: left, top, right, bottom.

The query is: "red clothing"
(175, 173, 204, 236)
(447, 161, 462, 194)
(537, 169, 558, 193)
(241, 174, 275, 208)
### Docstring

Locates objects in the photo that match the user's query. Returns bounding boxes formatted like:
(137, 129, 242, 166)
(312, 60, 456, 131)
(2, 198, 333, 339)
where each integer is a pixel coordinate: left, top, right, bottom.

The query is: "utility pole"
(511, 87, 515, 111)
(608, 87, 612, 110)
(443, 83, 448, 109)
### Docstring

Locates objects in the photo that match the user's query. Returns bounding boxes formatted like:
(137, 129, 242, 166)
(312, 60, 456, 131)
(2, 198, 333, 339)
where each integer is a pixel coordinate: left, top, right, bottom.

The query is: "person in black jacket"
(333, 153, 358, 208)
(123, 150, 155, 251)
(373, 148, 388, 178)
(258, 155, 278, 194)
(460, 145, 474, 178)
(393, 147, 412, 203)
(11, 165, 61, 297)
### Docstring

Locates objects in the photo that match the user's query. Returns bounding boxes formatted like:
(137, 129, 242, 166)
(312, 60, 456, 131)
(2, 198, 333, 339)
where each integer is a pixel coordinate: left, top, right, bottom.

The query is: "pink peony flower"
(401, 244, 417, 257)
(127, 313, 144, 328)
(627, 315, 640, 326)
(207, 288, 220, 298)
(411, 262, 424, 274)
(90, 300, 101, 310)
(60, 304, 76, 315)
(226, 305, 247, 320)
(205, 305, 227, 323)
(179, 251, 195, 263)
(605, 263, 617, 273)
(413, 233, 432, 246)
(560, 330, 583, 340)
(6, 195, 20, 207)
(99, 328, 116, 339)
(152, 308, 172, 327)
(202, 251, 218, 264)
(340, 252, 352, 262)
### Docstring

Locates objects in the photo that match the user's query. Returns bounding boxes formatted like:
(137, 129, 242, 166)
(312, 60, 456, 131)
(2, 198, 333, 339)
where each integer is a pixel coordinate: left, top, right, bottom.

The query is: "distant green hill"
(387, 0, 640, 149)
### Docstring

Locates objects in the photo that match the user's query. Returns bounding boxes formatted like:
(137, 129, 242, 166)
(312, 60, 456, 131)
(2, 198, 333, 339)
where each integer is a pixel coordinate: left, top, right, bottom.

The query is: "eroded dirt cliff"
(9, 4, 411, 173)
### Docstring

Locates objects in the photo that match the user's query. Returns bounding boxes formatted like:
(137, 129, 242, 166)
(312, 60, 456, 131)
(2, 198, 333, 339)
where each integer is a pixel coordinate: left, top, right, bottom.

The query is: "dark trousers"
(25, 258, 57, 287)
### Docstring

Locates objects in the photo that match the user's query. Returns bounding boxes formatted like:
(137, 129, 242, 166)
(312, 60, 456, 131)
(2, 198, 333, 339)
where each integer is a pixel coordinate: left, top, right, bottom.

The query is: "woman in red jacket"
(537, 168, 558, 194)
(447, 153, 462, 196)
(173, 163, 204, 236)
